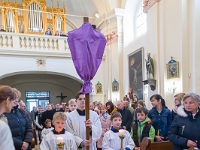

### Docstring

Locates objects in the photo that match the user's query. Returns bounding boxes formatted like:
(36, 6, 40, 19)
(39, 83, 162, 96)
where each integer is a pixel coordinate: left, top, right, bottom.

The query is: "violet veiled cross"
(67, 22, 106, 94)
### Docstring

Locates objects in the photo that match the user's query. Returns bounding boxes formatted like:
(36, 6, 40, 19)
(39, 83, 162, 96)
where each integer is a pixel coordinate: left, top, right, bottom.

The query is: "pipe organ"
(0, 0, 66, 35)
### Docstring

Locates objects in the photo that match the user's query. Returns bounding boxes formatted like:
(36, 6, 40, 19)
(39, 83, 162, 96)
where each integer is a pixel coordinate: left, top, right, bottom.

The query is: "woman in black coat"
(168, 93, 200, 150)
(4, 88, 32, 150)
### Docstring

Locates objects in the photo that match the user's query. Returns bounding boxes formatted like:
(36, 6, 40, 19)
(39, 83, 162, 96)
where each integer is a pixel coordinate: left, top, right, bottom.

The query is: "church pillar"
(189, 0, 200, 93)
(145, 0, 192, 109)
(94, 8, 125, 103)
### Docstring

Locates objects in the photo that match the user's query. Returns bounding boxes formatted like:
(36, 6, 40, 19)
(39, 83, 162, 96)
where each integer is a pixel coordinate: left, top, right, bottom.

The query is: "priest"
(66, 92, 102, 150)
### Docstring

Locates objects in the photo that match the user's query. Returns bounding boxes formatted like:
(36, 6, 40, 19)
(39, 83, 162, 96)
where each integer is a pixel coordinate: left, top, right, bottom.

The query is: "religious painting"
(96, 81, 103, 94)
(128, 47, 144, 100)
(112, 79, 119, 91)
(167, 61, 179, 79)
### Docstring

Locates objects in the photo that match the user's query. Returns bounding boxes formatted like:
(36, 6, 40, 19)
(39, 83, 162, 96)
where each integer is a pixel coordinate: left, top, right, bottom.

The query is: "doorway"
(26, 91, 50, 112)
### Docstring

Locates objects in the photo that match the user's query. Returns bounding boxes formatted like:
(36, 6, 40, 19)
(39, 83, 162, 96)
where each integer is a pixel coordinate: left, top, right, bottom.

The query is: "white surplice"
(40, 131, 77, 150)
(66, 110, 102, 150)
(102, 130, 135, 150)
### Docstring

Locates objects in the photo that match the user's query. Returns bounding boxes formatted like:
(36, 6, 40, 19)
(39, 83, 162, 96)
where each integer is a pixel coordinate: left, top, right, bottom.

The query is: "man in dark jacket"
(117, 100, 133, 132)
(41, 104, 55, 127)
(53, 103, 64, 113)
(0, 25, 6, 32)
(4, 105, 33, 150)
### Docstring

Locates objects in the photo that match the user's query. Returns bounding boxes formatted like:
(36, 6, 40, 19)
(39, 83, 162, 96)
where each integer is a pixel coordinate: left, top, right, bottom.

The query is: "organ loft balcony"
(0, 0, 71, 57)
(0, 32, 70, 57)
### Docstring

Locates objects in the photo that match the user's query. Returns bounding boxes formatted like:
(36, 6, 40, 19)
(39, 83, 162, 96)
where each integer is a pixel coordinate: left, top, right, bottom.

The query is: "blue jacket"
(148, 106, 172, 138)
(4, 106, 33, 150)
(168, 106, 200, 150)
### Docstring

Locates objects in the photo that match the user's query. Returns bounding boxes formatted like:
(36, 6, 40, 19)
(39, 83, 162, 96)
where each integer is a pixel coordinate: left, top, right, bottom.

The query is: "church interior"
(0, 0, 200, 111)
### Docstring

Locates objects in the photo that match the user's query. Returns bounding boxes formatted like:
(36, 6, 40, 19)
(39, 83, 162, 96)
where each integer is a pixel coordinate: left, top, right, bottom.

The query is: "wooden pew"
(140, 137, 173, 150)
(33, 128, 38, 145)
(31, 128, 38, 148)
(139, 138, 196, 150)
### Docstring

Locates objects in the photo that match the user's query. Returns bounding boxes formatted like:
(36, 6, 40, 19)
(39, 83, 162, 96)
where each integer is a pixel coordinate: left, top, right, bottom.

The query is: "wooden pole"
(83, 16, 90, 150)
(85, 93, 90, 150)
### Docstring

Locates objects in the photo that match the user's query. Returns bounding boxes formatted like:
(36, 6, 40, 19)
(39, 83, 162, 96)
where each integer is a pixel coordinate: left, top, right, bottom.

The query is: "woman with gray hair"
(168, 93, 200, 150)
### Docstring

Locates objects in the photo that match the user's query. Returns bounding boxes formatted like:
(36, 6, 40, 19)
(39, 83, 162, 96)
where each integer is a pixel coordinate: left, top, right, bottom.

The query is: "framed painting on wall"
(128, 47, 144, 100)
(166, 61, 179, 79)
(96, 81, 103, 94)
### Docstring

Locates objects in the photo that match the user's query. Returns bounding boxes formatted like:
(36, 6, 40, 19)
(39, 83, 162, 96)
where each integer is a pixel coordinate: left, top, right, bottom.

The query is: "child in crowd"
(97, 105, 112, 150)
(41, 119, 54, 140)
(102, 112, 135, 150)
(132, 107, 155, 150)
(68, 99, 77, 111)
(40, 112, 77, 150)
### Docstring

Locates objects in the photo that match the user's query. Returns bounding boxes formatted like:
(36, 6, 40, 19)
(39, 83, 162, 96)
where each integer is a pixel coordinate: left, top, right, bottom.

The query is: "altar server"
(40, 112, 77, 150)
(66, 92, 102, 150)
(102, 112, 135, 150)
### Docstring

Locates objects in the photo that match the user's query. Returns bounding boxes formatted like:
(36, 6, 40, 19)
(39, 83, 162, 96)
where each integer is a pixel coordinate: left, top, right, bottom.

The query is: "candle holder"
(57, 142, 65, 149)
(119, 135, 125, 150)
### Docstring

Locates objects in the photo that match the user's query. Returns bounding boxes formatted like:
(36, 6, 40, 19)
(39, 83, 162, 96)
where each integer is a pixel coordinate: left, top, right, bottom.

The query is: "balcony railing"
(0, 32, 70, 57)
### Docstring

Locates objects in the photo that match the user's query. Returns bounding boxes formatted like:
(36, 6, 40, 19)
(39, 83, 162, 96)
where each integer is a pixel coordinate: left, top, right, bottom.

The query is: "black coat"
(41, 110, 55, 127)
(4, 106, 33, 150)
(168, 106, 200, 150)
(117, 108, 133, 132)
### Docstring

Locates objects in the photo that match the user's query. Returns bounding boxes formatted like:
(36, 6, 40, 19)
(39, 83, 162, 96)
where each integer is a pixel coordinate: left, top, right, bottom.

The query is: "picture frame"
(112, 79, 119, 92)
(166, 62, 179, 79)
(95, 81, 103, 94)
(128, 47, 144, 100)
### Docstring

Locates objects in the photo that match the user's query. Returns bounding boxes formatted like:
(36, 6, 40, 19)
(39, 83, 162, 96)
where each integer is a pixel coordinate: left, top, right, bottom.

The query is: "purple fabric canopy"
(67, 23, 106, 94)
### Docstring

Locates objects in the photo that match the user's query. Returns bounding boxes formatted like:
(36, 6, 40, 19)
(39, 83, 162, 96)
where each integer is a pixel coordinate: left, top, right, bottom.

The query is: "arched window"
(136, 1, 147, 37)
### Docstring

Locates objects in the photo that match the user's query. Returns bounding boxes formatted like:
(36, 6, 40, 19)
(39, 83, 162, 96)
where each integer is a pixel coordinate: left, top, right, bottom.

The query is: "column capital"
(143, 0, 161, 13)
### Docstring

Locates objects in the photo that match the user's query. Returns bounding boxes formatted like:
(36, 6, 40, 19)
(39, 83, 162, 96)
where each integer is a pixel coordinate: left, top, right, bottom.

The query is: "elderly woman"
(0, 85, 16, 149)
(168, 93, 200, 150)
(4, 88, 33, 150)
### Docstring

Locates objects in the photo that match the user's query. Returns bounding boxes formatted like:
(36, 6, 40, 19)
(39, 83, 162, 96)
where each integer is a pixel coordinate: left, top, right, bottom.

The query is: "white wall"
(0, 74, 82, 104)
(123, 0, 200, 110)
(0, 46, 106, 104)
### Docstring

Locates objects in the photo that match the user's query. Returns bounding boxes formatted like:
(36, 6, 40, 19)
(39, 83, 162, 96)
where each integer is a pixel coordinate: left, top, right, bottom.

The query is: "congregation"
(0, 25, 68, 37)
(0, 85, 200, 150)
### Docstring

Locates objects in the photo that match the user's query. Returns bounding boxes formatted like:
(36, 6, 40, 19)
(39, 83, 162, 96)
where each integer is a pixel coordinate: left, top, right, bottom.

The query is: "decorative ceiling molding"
(66, 19, 77, 29)
(143, 0, 161, 13)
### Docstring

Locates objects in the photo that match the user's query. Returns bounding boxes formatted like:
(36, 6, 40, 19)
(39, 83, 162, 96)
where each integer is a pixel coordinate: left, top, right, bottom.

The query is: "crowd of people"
(0, 25, 68, 37)
(0, 85, 200, 150)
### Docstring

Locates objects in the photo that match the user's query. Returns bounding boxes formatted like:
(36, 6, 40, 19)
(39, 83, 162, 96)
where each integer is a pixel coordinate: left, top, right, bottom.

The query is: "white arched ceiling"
(65, 0, 97, 17)
(92, 0, 110, 15)
(123, 0, 142, 45)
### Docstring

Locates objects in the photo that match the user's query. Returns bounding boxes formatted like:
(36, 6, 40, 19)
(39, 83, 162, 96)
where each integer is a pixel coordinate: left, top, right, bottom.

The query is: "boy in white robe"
(41, 119, 54, 140)
(40, 112, 77, 150)
(102, 112, 135, 150)
(66, 92, 102, 150)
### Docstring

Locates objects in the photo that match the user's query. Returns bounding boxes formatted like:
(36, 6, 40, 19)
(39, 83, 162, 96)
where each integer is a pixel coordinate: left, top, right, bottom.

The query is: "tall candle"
(57, 137, 63, 143)
(119, 129, 125, 136)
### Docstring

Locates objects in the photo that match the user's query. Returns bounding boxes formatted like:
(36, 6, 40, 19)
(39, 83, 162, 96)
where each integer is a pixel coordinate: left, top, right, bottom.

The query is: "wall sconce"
(95, 12, 100, 18)
(144, 86, 148, 95)
(168, 82, 176, 94)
